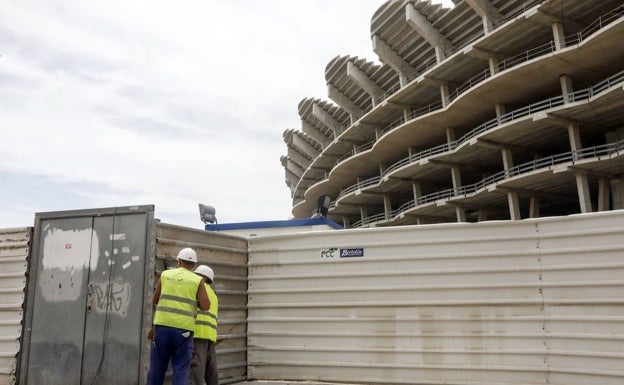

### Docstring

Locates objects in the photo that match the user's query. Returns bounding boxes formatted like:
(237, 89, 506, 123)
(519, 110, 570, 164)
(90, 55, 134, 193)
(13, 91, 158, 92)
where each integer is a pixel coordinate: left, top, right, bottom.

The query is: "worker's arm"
(197, 278, 210, 310)
(152, 279, 162, 305)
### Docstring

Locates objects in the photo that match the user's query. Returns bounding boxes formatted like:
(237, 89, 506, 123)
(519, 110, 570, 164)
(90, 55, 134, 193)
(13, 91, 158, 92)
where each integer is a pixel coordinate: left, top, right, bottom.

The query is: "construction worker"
(146, 247, 210, 385)
(190, 264, 219, 385)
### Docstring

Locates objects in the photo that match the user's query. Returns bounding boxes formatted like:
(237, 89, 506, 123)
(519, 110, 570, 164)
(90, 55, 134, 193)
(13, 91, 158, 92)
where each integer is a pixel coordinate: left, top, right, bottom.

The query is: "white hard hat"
(176, 247, 197, 263)
(194, 265, 214, 282)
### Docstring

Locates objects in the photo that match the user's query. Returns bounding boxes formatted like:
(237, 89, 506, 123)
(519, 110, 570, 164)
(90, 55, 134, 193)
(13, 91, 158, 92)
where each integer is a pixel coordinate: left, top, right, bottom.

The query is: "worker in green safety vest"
(190, 264, 219, 385)
(146, 247, 210, 385)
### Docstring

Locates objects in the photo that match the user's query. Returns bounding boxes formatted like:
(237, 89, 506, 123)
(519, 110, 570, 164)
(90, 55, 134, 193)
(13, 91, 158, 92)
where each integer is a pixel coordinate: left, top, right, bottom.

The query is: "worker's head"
(194, 264, 214, 284)
(176, 247, 197, 268)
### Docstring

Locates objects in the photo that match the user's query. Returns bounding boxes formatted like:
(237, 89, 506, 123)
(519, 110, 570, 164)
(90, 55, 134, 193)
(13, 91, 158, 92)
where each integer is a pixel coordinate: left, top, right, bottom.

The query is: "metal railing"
(341, 69, 624, 214)
(334, 139, 375, 166)
(335, 175, 381, 202)
(448, 68, 491, 103)
(353, 138, 624, 228)
(565, 5, 624, 46)
(297, 8, 623, 212)
(498, 40, 556, 72)
(374, 7, 621, 147)
(344, 68, 624, 213)
(348, 69, 624, 227)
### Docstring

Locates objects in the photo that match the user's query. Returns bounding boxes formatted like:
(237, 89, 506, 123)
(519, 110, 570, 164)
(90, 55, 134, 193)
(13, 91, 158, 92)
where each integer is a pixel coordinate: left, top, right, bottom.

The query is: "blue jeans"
(146, 325, 194, 385)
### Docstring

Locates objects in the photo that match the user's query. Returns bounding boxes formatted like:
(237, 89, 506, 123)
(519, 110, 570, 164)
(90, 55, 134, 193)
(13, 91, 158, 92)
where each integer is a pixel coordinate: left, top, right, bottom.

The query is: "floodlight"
(199, 204, 217, 224)
(313, 194, 331, 218)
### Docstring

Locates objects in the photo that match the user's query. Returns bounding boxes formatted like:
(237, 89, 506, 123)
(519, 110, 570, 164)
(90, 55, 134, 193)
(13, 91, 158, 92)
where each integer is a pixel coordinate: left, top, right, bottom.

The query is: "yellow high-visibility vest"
(153, 268, 202, 332)
(194, 283, 218, 341)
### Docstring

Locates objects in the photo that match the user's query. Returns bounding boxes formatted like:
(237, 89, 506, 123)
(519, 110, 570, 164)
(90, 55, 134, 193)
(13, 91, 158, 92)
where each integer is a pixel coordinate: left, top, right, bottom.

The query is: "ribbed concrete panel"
(155, 223, 249, 385)
(246, 211, 624, 385)
(0, 228, 30, 385)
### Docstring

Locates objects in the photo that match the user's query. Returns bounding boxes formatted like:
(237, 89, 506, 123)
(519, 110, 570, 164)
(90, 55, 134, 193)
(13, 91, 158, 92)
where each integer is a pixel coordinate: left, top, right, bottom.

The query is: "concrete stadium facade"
(281, 0, 624, 229)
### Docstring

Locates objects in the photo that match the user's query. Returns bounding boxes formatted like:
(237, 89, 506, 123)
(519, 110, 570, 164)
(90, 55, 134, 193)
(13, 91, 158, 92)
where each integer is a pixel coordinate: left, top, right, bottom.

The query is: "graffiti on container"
(92, 281, 131, 317)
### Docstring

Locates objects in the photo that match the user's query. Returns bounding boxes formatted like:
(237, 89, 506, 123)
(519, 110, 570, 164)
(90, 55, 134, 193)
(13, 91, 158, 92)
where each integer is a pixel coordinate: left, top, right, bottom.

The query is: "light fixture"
(312, 194, 331, 218)
(199, 204, 217, 224)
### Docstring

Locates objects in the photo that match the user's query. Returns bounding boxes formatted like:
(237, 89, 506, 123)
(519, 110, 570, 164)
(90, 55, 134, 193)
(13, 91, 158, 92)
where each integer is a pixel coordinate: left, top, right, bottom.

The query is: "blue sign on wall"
(340, 248, 364, 258)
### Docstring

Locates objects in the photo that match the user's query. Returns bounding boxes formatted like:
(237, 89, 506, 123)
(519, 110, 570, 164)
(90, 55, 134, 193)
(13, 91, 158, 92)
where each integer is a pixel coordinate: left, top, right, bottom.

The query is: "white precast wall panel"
(246, 211, 624, 385)
(0, 228, 30, 385)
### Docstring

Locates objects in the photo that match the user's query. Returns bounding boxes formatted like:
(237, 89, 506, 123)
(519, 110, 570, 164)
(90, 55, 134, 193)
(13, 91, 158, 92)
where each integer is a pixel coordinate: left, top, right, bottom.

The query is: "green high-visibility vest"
(153, 267, 202, 332)
(194, 283, 218, 341)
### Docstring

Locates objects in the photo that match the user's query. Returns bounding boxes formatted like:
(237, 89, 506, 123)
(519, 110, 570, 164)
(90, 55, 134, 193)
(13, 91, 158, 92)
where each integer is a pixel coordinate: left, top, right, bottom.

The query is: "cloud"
(0, 0, 452, 229)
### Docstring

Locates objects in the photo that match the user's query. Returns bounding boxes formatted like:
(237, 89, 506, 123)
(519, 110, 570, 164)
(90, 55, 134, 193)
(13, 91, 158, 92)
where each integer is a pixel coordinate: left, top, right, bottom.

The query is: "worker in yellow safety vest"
(190, 264, 219, 385)
(146, 247, 210, 385)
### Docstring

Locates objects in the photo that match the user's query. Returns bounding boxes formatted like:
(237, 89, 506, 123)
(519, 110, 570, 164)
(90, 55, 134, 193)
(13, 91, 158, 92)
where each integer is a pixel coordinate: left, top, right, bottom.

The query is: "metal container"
(17, 206, 249, 385)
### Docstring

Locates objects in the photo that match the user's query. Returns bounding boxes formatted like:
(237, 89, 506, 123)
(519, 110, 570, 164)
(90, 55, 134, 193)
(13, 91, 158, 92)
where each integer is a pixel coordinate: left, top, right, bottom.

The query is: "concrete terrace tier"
(281, 0, 624, 228)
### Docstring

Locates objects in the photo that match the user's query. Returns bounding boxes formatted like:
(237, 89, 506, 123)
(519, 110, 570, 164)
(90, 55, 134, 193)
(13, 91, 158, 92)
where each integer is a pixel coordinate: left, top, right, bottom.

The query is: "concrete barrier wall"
(246, 211, 624, 385)
(0, 228, 30, 385)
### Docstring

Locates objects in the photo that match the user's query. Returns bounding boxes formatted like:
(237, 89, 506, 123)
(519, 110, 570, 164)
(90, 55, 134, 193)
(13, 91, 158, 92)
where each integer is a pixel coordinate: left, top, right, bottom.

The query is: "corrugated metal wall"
(0, 228, 30, 385)
(246, 211, 624, 385)
(155, 223, 248, 384)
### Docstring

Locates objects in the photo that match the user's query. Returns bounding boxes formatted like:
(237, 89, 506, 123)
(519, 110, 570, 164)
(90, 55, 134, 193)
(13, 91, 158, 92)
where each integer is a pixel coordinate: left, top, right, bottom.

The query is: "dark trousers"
(190, 339, 219, 385)
(146, 325, 194, 385)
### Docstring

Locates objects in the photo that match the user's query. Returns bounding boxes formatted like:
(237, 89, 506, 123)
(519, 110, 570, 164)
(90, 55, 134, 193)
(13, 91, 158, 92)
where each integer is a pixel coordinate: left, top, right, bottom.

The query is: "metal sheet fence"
(155, 223, 249, 385)
(0, 228, 30, 385)
(246, 211, 624, 385)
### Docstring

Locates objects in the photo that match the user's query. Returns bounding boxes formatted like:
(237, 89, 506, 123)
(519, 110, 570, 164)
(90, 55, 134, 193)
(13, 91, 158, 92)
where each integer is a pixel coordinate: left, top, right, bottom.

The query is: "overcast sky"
(0, 0, 453, 230)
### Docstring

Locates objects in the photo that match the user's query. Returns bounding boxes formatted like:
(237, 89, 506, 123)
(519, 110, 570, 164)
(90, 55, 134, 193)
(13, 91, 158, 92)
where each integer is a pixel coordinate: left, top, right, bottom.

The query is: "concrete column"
(284, 167, 300, 190)
(291, 133, 320, 160)
(372, 35, 415, 86)
(501, 148, 513, 171)
(552, 22, 566, 50)
(478, 209, 488, 221)
(327, 84, 363, 121)
(359, 206, 368, 222)
(455, 206, 467, 222)
(451, 166, 462, 191)
(465, 0, 503, 34)
(312, 103, 343, 138)
(450, 167, 465, 224)
(347, 61, 385, 107)
(597, 178, 610, 211)
(489, 57, 500, 75)
(611, 177, 624, 210)
(440, 83, 450, 107)
(529, 194, 540, 218)
(575, 172, 592, 213)
(302, 121, 331, 148)
(285, 159, 304, 178)
(342, 216, 351, 229)
(403, 107, 410, 122)
(412, 181, 422, 202)
(383, 196, 392, 218)
(568, 124, 582, 160)
(405, 3, 453, 63)
(446, 127, 456, 143)
(501, 148, 521, 219)
(560, 74, 574, 103)
(495, 103, 506, 122)
(287, 148, 311, 170)
(507, 190, 521, 220)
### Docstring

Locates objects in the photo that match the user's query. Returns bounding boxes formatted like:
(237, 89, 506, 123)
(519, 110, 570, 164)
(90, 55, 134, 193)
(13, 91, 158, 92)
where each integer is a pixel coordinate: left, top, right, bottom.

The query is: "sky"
(0, 0, 453, 230)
